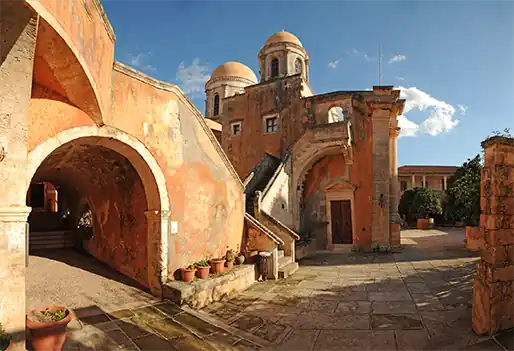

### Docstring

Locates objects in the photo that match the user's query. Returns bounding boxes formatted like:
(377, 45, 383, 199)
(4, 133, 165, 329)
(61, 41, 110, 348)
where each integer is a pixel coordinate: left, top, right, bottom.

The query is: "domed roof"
(210, 61, 258, 83)
(265, 30, 302, 47)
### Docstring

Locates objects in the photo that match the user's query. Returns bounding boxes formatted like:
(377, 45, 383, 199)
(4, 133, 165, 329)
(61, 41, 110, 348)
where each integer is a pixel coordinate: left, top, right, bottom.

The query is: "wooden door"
(330, 200, 353, 244)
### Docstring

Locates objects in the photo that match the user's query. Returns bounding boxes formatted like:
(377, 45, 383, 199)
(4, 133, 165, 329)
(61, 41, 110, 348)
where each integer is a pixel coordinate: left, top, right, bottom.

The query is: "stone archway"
(26, 126, 170, 296)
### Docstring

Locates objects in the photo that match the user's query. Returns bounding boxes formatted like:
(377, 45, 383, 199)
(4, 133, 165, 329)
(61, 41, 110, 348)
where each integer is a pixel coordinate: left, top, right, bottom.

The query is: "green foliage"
(225, 249, 235, 262)
(194, 259, 210, 267)
(33, 307, 68, 323)
(444, 154, 482, 225)
(0, 323, 11, 350)
(399, 187, 442, 221)
(185, 264, 196, 270)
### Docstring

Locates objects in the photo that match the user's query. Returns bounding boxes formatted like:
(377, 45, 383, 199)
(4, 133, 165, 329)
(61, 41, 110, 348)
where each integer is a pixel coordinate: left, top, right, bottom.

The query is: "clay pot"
(26, 306, 72, 351)
(236, 255, 245, 265)
(181, 267, 196, 282)
(225, 260, 234, 270)
(210, 259, 225, 273)
(196, 266, 210, 279)
(417, 218, 434, 230)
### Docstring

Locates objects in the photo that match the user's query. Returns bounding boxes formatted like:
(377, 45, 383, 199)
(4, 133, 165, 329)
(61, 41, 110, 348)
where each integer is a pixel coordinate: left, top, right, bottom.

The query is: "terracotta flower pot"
(236, 255, 245, 265)
(225, 260, 234, 270)
(181, 268, 196, 282)
(26, 306, 72, 351)
(210, 259, 225, 273)
(196, 266, 210, 279)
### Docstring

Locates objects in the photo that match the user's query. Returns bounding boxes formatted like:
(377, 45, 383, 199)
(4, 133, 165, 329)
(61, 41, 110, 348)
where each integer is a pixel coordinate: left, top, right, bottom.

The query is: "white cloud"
(175, 58, 211, 96)
(346, 49, 375, 62)
(396, 76, 405, 81)
(457, 104, 468, 115)
(125, 52, 156, 73)
(328, 60, 340, 69)
(388, 54, 407, 64)
(396, 86, 460, 138)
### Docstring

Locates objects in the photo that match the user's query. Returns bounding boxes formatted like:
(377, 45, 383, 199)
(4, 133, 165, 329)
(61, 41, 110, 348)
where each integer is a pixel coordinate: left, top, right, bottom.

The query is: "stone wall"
(472, 136, 514, 335)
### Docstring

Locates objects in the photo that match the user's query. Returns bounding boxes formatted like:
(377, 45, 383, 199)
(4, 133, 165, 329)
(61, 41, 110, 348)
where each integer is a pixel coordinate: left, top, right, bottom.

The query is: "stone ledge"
(295, 239, 316, 260)
(163, 264, 258, 310)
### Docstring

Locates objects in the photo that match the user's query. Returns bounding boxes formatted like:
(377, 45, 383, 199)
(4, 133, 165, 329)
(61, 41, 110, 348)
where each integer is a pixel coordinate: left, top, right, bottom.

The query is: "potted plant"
(181, 264, 197, 283)
(225, 249, 235, 270)
(210, 256, 226, 273)
(0, 323, 11, 351)
(195, 260, 211, 279)
(26, 306, 73, 351)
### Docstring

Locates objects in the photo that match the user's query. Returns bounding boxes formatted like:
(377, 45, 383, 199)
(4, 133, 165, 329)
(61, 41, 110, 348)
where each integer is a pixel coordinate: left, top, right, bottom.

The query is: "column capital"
(0, 206, 32, 222)
(389, 127, 401, 138)
(144, 209, 171, 221)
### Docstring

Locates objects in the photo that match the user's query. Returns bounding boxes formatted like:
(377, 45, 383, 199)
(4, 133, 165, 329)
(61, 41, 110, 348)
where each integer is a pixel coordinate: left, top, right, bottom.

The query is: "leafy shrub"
(399, 187, 442, 221)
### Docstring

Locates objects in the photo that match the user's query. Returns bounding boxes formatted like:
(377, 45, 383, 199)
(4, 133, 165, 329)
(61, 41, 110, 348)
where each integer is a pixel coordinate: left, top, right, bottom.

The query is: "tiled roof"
(398, 165, 458, 174)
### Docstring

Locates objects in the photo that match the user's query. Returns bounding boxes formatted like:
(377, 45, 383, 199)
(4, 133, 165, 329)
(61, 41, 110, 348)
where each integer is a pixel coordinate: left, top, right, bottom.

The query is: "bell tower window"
(213, 94, 220, 116)
(271, 58, 279, 78)
(295, 58, 302, 74)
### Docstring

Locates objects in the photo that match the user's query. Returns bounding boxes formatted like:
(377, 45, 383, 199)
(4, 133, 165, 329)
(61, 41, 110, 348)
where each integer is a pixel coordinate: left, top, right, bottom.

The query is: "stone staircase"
(277, 249, 299, 279)
(29, 230, 74, 250)
(244, 154, 281, 216)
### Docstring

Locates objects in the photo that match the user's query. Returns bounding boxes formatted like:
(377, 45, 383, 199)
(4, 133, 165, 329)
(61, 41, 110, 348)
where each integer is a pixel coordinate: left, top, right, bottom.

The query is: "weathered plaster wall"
(109, 65, 244, 278)
(260, 155, 293, 228)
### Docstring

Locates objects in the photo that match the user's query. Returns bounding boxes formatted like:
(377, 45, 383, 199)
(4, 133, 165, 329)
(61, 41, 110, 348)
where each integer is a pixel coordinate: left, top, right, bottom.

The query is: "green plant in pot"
(195, 259, 211, 279)
(26, 306, 73, 351)
(181, 264, 197, 283)
(225, 249, 235, 270)
(0, 323, 11, 351)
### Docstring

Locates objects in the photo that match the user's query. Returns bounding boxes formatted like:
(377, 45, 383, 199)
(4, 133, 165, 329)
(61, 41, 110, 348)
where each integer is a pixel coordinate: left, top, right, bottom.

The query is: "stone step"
(278, 262, 299, 279)
(29, 231, 74, 250)
(277, 250, 284, 259)
(278, 255, 292, 269)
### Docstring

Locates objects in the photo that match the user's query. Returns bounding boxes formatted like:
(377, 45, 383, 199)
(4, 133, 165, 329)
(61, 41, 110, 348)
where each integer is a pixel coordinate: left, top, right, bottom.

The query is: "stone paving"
(201, 229, 514, 350)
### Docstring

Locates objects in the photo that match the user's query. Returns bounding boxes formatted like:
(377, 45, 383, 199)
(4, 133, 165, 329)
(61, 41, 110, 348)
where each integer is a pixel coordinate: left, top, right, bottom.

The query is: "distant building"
(398, 165, 458, 195)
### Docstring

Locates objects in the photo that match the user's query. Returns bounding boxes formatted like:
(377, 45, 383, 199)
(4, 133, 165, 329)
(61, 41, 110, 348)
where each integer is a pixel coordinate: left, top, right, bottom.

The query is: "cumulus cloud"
(328, 60, 340, 69)
(125, 52, 156, 73)
(396, 86, 460, 137)
(175, 58, 211, 96)
(457, 104, 468, 115)
(388, 54, 407, 64)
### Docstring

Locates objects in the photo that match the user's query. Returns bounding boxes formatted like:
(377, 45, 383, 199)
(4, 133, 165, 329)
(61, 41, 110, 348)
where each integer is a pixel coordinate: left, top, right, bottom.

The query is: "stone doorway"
(330, 199, 353, 244)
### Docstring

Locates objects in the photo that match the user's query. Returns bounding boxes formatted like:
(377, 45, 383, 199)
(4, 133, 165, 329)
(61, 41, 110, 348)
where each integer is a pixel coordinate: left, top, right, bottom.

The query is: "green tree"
(443, 154, 482, 226)
(399, 187, 443, 222)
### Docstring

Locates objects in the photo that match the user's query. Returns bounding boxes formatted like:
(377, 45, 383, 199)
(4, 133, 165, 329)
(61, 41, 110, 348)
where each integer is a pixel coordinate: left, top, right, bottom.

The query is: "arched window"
(271, 58, 279, 78)
(295, 58, 302, 74)
(213, 94, 220, 116)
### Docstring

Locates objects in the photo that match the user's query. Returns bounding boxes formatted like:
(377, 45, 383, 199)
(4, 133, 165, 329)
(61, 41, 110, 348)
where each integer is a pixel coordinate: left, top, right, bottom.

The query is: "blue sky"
(103, 0, 514, 167)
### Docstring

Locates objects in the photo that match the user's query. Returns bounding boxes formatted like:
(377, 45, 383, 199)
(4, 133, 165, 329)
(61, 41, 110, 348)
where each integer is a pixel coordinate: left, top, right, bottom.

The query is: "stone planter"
(417, 218, 434, 230)
(225, 260, 234, 270)
(181, 267, 196, 282)
(26, 306, 72, 351)
(196, 266, 210, 279)
(210, 259, 225, 273)
(466, 226, 484, 251)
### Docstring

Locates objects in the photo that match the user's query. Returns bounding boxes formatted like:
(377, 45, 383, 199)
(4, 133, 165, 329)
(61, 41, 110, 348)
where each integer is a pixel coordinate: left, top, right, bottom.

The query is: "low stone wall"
(163, 264, 258, 309)
(295, 239, 317, 260)
(466, 226, 484, 251)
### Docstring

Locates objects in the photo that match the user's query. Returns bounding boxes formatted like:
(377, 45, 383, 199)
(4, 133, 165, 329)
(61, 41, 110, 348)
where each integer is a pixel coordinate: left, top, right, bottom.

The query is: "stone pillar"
(472, 136, 514, 335)
(0, 2, 38, 348)
(422, 175, 426, 187)
(370, 107, 390, 247)
(411, 175, 415, 188)
(443, 175, 448, 191)
(144, 209, 171, 298)
(389, 127, 401, 246)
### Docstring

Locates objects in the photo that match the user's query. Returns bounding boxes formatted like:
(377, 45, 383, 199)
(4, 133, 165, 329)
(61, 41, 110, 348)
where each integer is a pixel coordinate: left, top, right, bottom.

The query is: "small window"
(213, 94, 220, 116)
(231, 122, 242, 136)
(295, 58, 302, 74)
(400, 181, 407, 192)
(271, 58, 279, 78)
(264, 116, 279, 134)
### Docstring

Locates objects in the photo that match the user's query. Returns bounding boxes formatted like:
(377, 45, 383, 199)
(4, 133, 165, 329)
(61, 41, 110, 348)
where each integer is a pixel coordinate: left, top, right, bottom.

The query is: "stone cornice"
(92, 0, 116, 42)
(0, 206, 32, 222)
(112, 61, 244, 190)
(258, 42, 309, 60)
(389, 127, 401, 138)
(481, 135, 514, 148)
(205, 75, 257, 88)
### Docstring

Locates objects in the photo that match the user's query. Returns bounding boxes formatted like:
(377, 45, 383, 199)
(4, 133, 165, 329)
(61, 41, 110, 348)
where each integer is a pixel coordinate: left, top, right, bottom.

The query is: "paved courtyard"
(26, 229, 513, 350)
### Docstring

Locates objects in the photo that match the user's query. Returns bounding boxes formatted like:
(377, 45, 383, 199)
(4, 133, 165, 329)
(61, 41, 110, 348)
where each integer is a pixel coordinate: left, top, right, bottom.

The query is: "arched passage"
(26, 126, 170, 296)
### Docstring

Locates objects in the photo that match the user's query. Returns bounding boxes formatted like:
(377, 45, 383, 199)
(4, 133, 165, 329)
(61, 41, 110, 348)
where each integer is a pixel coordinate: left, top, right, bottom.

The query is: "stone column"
(411, 175, 415, 188)
(144, 209, 170, 298)
(389, 127, 401, 246)
(443, 175, 448, 191)
(370, 107, 390, 248)
(472, 136, 514, 335)
(0, 2, 38, 349)
(422, 175, 426, 187)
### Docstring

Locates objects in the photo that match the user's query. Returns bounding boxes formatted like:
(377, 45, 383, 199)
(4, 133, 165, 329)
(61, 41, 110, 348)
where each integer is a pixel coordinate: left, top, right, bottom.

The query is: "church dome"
(264, 30, 303, 47)
(210, 61, 258, 83)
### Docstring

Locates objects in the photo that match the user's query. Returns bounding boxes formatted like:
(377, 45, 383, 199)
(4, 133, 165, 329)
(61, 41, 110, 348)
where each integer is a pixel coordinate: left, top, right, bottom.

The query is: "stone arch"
(26, 126, 170, 296)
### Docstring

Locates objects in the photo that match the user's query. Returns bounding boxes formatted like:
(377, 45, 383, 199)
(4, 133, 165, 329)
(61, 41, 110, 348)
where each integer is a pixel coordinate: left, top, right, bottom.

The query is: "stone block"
(390, 223, 401, 245)
(484, 143, 514, 167)
(481, 214, 514, 230)
(466, 226, 485, 251)
(472, 276, 491, 335)
(485, 229, 514, 246)
(481, 245, 513, 265)
(481, 196, 514, 216)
